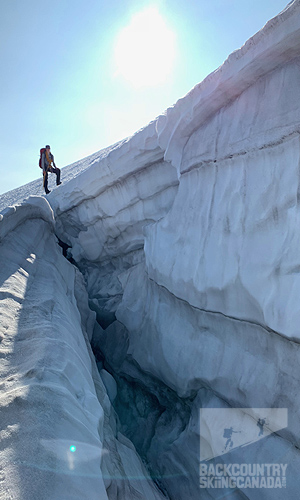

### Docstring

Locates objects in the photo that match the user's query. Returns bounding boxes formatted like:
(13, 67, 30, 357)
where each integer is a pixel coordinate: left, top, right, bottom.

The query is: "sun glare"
(114, 7, 176, 88)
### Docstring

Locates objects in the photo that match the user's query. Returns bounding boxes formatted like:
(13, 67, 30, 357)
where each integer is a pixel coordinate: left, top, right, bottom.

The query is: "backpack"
(39, 148, 46, 169)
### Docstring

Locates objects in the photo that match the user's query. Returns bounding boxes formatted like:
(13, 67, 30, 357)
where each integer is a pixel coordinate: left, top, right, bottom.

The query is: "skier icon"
(223, 427, 240, 451)
(257, 418, 267, 436)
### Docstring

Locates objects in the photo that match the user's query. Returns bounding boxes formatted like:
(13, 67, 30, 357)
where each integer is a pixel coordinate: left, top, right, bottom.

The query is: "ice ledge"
(49, 120, 166, 215)
(157, 0, 300, 174)
(0, 195, 55, 242)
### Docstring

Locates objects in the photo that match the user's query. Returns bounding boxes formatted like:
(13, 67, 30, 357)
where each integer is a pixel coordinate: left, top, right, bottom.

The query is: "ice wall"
(0, 198, 166, 500)
(49, 2, 300, 498)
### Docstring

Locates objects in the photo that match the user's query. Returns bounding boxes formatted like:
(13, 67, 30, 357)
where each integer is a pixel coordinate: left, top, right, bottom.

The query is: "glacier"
(1, 1, 300, 498)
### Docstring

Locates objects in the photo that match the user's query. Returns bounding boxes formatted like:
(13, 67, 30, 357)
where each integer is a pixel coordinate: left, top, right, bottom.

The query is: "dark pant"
(43, 167, 61, 193)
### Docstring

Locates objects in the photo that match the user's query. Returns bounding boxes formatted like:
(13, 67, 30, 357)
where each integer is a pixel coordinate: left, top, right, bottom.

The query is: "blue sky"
(0, 0, 290, 195)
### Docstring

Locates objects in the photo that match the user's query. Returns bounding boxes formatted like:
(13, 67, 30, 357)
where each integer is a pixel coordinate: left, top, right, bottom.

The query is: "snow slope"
(0, 142, 125, 214)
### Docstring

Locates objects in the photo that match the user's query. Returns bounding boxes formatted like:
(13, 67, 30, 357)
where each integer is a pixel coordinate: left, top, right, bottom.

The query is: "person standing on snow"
(42, 145, 61, 194)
